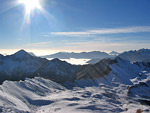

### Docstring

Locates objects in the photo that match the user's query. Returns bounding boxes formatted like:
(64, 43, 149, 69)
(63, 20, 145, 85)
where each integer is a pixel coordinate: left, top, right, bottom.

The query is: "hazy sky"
(0, 0, 150, 55)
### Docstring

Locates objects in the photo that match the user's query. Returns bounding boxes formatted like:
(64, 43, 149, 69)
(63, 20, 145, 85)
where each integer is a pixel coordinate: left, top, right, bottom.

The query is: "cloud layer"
(51, 26, 150, 36)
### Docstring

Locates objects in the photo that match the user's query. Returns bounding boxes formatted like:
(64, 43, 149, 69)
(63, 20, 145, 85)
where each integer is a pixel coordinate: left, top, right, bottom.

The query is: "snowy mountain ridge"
(0, 50, 48, 83)
(0, 50, 81, 84)
(86, 49, 150, 64)
(0, 49, 150, 84)
(118, 49, 150, 62)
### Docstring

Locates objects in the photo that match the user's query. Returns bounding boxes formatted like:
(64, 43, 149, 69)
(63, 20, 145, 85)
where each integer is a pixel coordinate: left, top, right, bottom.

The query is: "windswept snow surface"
(0, 78, 150, 113)
(0, 77, 65, 112)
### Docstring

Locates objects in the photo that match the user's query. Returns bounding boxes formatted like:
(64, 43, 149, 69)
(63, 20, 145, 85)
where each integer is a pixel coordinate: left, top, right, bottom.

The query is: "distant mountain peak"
(109, 51, 119, 55)
(15, 49, 28, 54)
(13, 49, 31, 59)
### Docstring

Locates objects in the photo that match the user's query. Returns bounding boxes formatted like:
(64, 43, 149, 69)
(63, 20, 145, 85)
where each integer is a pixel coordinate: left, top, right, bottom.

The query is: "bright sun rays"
(19, 0, 41, 14)
(18, 0, 44, 24)
(0, 0, 54, 25)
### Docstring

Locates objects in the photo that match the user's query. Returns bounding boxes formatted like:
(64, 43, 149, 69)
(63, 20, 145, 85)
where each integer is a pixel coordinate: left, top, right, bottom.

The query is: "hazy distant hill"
(42, 51, 116, 59)
(85, 51, 118, 64)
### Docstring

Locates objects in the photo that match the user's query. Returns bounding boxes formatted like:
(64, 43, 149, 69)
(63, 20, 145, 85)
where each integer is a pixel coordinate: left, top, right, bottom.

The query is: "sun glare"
(17, 0, 52, 24)
(19, 0, 41, 14)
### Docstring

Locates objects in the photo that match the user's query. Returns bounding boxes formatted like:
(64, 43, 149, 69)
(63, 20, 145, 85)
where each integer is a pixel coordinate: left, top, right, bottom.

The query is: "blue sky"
(0, 0, 150, 55)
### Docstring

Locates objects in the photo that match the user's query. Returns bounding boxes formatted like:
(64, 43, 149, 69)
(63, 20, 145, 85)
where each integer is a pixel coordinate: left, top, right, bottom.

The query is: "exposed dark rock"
(76, 58, 115, 80)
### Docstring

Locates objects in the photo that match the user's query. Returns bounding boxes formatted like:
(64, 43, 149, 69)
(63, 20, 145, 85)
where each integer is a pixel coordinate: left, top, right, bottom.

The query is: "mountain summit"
(12, 49, 32, 59)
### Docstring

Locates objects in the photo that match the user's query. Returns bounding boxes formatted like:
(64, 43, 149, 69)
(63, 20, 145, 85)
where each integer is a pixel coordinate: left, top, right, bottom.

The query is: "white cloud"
(50, 26, 150, 36)
(52, 41, 150, 53)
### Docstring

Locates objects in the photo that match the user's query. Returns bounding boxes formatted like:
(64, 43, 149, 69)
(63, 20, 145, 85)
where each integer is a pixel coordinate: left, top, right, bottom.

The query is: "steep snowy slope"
(67, 57, 150, 86)
(63, 57, 150, 105)
(0, 77, 65, 112)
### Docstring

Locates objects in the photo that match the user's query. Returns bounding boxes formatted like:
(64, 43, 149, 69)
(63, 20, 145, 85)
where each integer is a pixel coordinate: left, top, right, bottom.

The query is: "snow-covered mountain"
(0, 49, 117, 84)
(1, 49, 150, 86)
(87, 49, 150, 64)
(34, 58, 79, 83)
(42, 51, 115, 59)
(0, 56, 150, 112)
(118, 49, 150, 62)
(0, 50, 48, 84)
(0, 50, 81, 84)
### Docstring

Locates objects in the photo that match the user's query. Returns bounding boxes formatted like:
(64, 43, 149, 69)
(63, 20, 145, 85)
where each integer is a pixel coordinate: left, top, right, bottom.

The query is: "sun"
(18, 0, 52, 24)
(19, 0, 41, 14)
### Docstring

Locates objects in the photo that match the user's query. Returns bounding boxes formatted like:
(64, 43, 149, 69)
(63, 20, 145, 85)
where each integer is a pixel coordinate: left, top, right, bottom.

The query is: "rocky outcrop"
(76, 58, 116, 80)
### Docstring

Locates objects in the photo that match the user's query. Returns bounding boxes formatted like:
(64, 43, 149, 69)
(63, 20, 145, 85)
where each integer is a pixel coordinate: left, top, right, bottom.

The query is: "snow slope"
(0, 77, 65, 112)
(0, 77, 150, 113)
